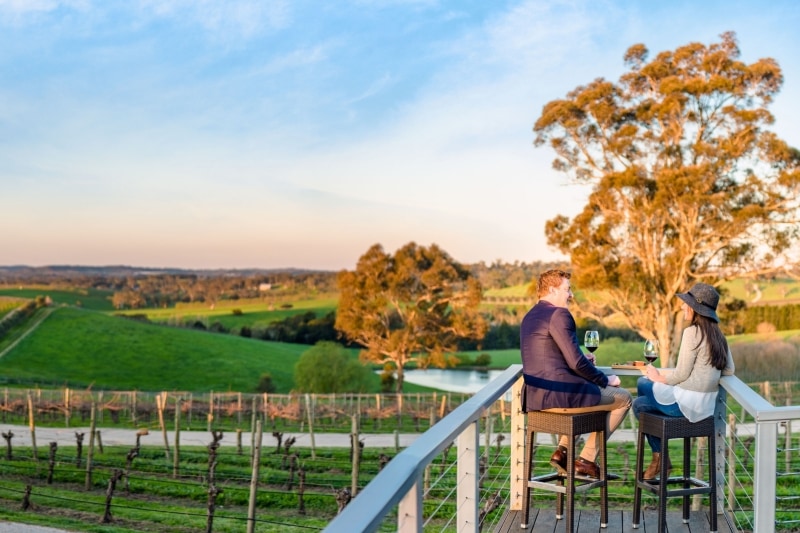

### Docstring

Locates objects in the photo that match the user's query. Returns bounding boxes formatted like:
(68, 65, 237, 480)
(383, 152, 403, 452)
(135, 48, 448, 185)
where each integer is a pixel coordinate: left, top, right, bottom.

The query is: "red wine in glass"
(585, 330, 599, 353)
(644, 339, 659, 364)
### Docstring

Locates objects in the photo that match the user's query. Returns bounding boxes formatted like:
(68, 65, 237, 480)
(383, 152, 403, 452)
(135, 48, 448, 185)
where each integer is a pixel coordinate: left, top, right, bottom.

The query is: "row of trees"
(2, 262, 563, 312)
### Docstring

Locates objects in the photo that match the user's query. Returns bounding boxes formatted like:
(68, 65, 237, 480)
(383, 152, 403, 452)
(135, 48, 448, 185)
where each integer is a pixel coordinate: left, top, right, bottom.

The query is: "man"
(520, 269, 632, 478)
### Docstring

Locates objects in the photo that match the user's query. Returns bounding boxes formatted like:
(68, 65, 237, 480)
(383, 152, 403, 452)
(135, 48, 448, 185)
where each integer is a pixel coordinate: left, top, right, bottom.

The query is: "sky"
(2, 0, 800, 271)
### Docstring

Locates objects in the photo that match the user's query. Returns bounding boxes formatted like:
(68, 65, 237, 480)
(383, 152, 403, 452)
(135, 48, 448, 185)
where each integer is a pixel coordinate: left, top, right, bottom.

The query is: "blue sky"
(2, 0, 799, 271)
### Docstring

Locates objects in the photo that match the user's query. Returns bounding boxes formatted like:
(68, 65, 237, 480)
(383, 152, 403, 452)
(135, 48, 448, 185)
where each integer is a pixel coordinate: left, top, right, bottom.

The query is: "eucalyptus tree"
(335, 242, 486, 392)
(535, 32, 800, 364)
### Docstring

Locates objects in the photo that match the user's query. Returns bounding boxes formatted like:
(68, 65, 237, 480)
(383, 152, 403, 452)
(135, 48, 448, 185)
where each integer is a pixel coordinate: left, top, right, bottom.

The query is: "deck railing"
(323, 364, 800, 533)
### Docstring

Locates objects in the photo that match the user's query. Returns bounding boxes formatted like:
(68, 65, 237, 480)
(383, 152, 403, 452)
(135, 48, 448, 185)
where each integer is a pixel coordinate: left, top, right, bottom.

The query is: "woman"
(633, 282, 735, 479)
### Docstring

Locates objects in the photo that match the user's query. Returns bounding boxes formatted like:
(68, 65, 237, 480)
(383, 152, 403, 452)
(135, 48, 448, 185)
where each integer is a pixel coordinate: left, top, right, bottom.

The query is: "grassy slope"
(150, 301, 338, 330)
(0, 307, 306, 392)
(0, 287, 116, 310)
(0, 306, 438, 394)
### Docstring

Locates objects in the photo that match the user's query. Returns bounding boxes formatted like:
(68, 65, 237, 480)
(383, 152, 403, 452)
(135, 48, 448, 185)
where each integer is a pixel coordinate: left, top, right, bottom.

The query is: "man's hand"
(607, 374, 621, 387)
(584, 352, 596, 365)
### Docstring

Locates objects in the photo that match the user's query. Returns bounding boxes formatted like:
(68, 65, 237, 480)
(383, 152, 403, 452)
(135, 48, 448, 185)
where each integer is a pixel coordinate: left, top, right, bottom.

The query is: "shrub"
(474, 353, 492, 367)
(294, 341, 371, 393)
(256, 373, 277, 393)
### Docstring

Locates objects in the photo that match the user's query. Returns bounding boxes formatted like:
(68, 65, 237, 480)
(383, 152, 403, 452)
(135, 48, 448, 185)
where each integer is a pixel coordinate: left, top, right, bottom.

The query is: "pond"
(401, 368, 507, 393)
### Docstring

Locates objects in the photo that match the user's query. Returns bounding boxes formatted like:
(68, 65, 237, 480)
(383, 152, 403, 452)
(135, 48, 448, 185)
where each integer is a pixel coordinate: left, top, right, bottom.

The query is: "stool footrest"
(637, 476, 710, 491)
(530, 478, 606, 494)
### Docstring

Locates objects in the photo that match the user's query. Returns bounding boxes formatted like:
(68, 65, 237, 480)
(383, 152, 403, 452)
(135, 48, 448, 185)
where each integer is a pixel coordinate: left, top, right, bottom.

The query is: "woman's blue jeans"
(632, 376, 683, 453)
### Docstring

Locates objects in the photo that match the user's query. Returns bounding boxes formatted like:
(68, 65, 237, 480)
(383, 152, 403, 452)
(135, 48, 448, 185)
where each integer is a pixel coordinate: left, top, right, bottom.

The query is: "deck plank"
(494, 508, 736, 533)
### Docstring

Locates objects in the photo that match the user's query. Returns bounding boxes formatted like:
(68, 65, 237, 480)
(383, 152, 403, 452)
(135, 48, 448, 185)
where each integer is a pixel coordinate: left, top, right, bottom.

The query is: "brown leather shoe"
(575, 456, 600, 479)
(644, 452, 673, 480)
(549, 446, 568, 476)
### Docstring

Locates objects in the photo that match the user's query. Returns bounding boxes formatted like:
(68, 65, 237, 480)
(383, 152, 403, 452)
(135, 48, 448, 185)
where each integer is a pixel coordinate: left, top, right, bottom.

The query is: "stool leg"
(683, 437, 691, 523)
(658, 443, 668, 533)
(521, 428, 534, 528)
(564, 433, 576, 533)
(555, 444, 566, 520)
(599, 428, 608, 528)
(708, 432, 718, 533)
(632, 428, 645, 529)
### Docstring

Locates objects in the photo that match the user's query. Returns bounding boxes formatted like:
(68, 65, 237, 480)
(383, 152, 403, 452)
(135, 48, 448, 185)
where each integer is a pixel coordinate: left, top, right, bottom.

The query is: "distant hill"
(0, 264, 331, 279)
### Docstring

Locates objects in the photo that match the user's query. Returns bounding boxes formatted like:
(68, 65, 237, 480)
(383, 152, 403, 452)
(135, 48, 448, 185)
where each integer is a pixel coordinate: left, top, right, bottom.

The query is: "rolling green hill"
(0, 307, 443, 394)
(0, 307, 308, 392)
(0, 287, 116, 311)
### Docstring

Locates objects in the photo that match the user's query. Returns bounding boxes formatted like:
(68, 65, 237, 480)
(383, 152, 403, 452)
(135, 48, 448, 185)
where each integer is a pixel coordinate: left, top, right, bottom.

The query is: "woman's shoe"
(643, 452, 673, 480)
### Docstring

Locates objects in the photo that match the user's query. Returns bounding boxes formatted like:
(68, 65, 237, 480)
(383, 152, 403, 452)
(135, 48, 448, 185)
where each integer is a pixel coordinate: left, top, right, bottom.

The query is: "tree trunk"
(395, 366, 404, 393)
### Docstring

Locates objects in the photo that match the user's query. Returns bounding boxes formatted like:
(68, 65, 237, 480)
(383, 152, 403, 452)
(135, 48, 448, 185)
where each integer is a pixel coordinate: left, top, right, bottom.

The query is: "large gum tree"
(335, 242, 486, 392)
(534, 32, 800, 365)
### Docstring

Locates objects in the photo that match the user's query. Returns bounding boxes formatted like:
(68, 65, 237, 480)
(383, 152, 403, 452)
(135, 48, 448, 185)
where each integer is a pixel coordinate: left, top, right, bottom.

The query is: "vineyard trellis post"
(26, 391, 37, 462)
(187, 392, 193, 427)
(84, 401, 96, 490)
(249, 395, 257, 455)
(208, 390, 214, 432)
(305, 394, 316, 459)
(173, 397, 181, 479)
(246, 418, 263, 533)
(131, 390, 137, 426)
(156, 392, 170, 461)
(64, 388, 70, 428)
(237, 392, 242, 426)
(350, 415, 360, 497)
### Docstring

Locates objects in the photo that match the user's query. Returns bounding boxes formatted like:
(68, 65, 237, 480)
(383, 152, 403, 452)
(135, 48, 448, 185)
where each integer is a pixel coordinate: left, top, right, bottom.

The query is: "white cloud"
(0, 0, 88, 19)
(136, 0, 291, 39)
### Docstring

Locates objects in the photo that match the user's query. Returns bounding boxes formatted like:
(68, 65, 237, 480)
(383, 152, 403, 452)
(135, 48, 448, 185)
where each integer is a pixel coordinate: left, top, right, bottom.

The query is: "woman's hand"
(645, 364, 665, 383)
(607, 374, 621, 387)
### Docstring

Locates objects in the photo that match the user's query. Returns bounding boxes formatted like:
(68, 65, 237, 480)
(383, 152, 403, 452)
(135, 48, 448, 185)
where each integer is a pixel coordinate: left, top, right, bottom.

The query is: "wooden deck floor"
(493, 509, 737, 532)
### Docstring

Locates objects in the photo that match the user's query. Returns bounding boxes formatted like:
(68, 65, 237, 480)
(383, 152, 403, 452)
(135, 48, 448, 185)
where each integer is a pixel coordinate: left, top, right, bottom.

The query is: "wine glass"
(644, 339, 659, 364)
(584, 330, 599, 354)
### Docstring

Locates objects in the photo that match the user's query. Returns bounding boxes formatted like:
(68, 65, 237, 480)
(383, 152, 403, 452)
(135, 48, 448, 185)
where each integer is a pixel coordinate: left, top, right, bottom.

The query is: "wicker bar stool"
(521, 406, 614, 532)
(632, 413, 717, 533)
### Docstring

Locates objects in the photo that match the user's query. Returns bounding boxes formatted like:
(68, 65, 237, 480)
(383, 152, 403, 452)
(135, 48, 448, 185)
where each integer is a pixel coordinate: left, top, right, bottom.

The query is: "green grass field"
(136, 298, 338, 331)
(0, 287, 116, 311)
(0, 307, 306, 392)
(0, 306, 438, 394)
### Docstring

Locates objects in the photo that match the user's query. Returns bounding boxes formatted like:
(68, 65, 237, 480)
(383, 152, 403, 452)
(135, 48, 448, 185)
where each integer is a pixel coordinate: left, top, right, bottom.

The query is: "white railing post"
(510, 377, 525, 511)
(714, 388, 727, 515)
(398, 476, 423, 532)
(457, 420, 480, 532)
(753, 420, 777, 532)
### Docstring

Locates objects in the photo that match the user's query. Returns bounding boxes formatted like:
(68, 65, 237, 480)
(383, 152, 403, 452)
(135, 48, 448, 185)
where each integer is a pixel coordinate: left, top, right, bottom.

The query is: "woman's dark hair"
(692, 313, 729, 370)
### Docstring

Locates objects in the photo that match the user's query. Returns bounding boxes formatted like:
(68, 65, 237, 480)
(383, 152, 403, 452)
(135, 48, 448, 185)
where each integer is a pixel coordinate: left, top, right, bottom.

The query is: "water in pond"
(400, 369, 506, 393)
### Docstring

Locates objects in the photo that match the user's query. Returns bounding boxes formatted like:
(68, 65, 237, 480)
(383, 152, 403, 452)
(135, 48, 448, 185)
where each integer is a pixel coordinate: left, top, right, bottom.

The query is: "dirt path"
(0, 522, 74, 533)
